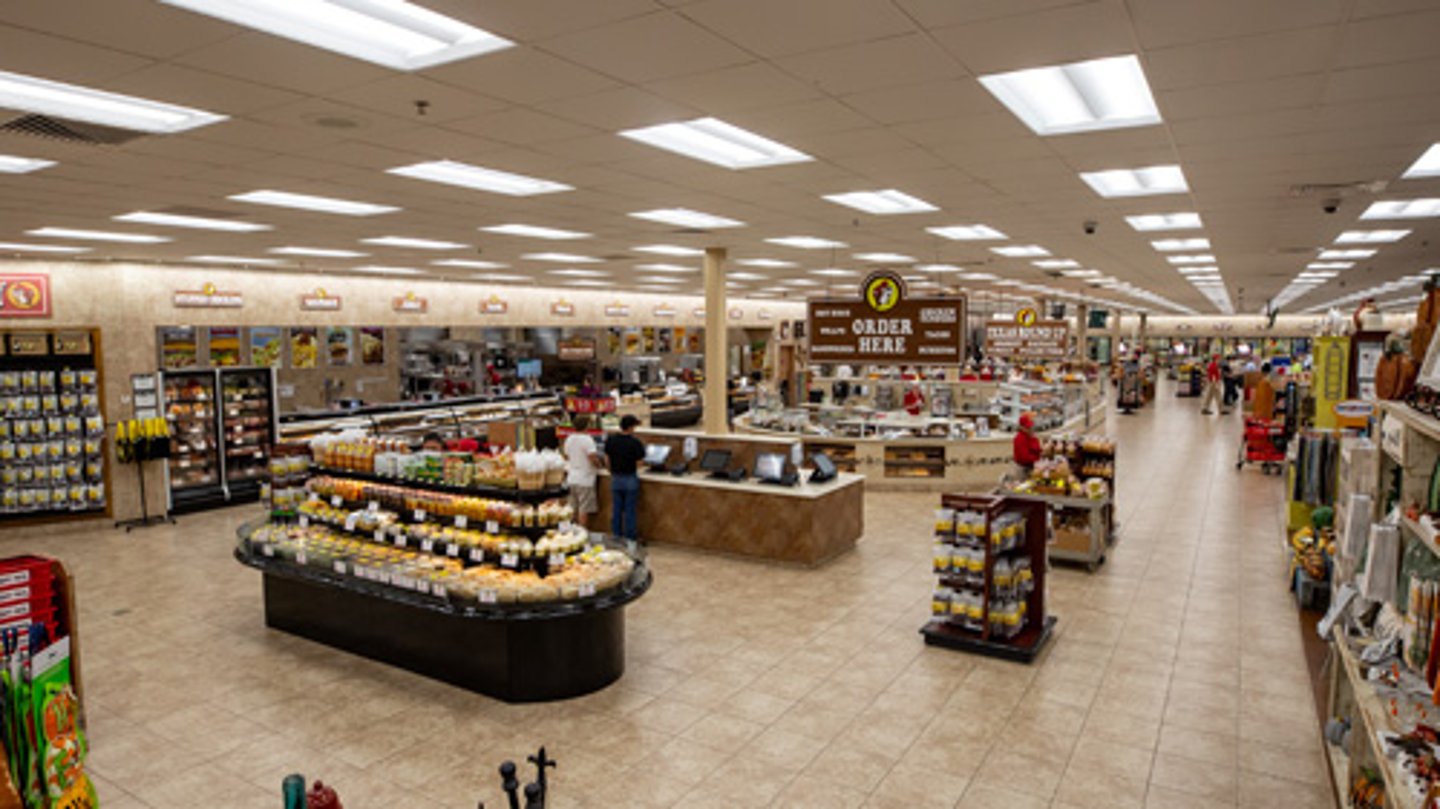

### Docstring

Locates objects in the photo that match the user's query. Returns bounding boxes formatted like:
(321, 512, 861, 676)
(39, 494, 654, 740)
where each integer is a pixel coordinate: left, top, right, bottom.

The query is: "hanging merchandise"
(113, 417, 170, 463)
(1362, 523, 1401, 604)
(1292, 431, 1341, 506)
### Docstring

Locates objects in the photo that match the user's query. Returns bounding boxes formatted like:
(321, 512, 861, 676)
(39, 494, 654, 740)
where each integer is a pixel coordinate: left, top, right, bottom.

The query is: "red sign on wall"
(0, 274, 51, 318)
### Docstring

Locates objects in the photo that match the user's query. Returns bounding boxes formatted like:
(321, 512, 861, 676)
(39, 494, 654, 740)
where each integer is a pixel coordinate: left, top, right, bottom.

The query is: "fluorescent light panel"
(979, 54, 1161, 136)
(927, 224, 1007, 240)
(1033, 259, 1080, 269)
(1335, 229, 1410, 244)
(26, 227, 168, 243)
(432, 259, 508, 269)
(1307, 261, 1353, 270)
(854, 252, 913, 263)
(361, 236, 467, 250)
(522, 252, 601, 263)
(991, 245, 1050, 257)
(633, 244, 702, 256)
(481, 224, 589, 240)
(1166, 254, 1215, 265)
(917, 264, 961, 273)
(729, 272, 766, 281)
(115, 211, 271, 232)
(810, 268, 858, 277)
(0, 68, 224, 133)
(230, 190, 397, 216)
(823, 189, 936, 215)
(766, 236, 846, 249)
(184, 255, 282, 266)
(1124, 212, 1202, 231)
(158, 0, 513, 71)
(634, 263, 694, 273)
(548, 268, 608, 277)
(735, 258, 794, 268)
(474, 273, 530, 283)
(618, 117, 812, 170)
(0, 241, 88, 254)
(628, 208, 744, 229)
(270, 246, 368, 257)
(1318, 249, 1376, 259)
(0, 154, 55, 174)
(1151, 237, 1210, 251)
(386, 160, 569, 196)
(352, 265, 421, 275)
(1403, 144, 1440, 179)
(1360, 199, 1440, 220)
(1080, 165, 1187, 198)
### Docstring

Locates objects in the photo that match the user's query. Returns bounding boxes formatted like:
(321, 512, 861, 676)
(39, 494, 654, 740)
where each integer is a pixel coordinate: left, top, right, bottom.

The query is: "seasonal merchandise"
(0, 370, 106, 515)
(1006, 455, 1109, 501)
(1293, 430, 1341, 506)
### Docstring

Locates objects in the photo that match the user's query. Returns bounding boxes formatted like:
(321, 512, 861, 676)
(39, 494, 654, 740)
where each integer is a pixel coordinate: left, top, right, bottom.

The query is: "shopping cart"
(1236, 417, 1287, 474)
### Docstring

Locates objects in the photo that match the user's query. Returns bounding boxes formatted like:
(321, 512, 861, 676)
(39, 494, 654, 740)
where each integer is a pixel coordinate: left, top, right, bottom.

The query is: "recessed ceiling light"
(635, 263, 694, 273)
(633, 244, 703, 256)
(184, 255, 282, 266)
(959, 272, 998, 281)
(159, 0, 513, 70)
(979, 54, 1161, 136)
(1033, 259, 1080, 269)
(991, 245, 1050, 257)
(637, 275, 685, 284)
(474, 273, 531, 283)
(628, 208, 744, 229)
(927, 224, 1007, 240)
(729, 272, 766, 281)
(431, 258, 507, 269)
(1079, 165, 1188, 198)
(352, 265, 422, 275)
(1335, 229, 1410, 244)
(1297, 272, 1337, 280)
(618, 117, 812, 170)
(917, 264, 961, 273)
(0, 241, 89, 254)
(1151, 237, 1210, 251)
(1176, 266, 1219, 275)
(853, 252, 914, 263)
(1125, 212, 1203, 231)
(1061, 269, 1103, 278)
(0, 154, 55, 174)
(114, 211, 271, 232)
(735, 258, 795, 268)
(766, 236, 847, 249)
(1166, 254, 1215, 265)
(523, 252, 600, 263)
(1360, 199, 1440, 220)
(481, 224, 590, 240)
(269, 246, 368, 258)
(781, 278, 821, 287)
(1307, 261, 1353, 270)
(823, 190, 937, 215)
(26, 227, 169, 243)
(0, 69, 225, 134)
(1318, 248, 1376, 259)
(386, 160, 569, 196)
(230, 190, 397, 216)
(811, 268, 858, 277)
(1403, 144, 1440, 179)
(548, 268, 609, 277)
(360, 236, 467, 250)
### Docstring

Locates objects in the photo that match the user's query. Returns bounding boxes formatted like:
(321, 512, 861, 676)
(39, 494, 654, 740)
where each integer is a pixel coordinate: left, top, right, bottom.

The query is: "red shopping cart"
(1236, 417, 1287, 474)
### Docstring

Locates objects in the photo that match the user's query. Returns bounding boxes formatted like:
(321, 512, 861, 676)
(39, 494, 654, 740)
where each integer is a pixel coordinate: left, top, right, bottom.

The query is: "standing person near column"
(603, 415, 646, 541)
(1200, 354, 1225, 415)
(562, 414, 603, 530)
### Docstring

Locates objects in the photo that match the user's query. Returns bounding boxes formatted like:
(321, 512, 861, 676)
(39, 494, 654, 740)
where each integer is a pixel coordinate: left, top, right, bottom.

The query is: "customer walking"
(562, 414, 603, 530)
(1200, 354, 1226, 415)
(604, 414, 646, 540)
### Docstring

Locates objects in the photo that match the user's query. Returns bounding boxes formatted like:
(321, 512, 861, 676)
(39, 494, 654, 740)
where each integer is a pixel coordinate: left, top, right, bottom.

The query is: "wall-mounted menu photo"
(360, 327, 384, 365)
(290, 326, 318, 369)
(250, 327, 282, 368)
(209, 326, 240, 367)
(326, 326, 353, 366)
(159, 327, 197, 369)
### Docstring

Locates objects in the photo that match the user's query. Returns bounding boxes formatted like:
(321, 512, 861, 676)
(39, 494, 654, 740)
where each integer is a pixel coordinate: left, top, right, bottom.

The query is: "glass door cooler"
(219, 367, 276, 501)
(163, 369, 223, 513)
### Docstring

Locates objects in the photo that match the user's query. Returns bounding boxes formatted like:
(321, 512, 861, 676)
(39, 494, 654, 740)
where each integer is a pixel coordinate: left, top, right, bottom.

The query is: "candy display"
(0, 369, 105, 514)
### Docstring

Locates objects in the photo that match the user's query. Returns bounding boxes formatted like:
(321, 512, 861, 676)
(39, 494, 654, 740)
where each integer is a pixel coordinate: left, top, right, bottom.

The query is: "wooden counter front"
(595, 471, 864, 566)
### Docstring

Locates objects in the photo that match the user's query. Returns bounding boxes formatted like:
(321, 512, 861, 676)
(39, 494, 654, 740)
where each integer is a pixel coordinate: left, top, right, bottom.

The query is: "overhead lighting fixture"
(114, 211, 271, 232)
(352, 265, 422, 275)
(386, 160, 569, 196)
(0, 154, 56, 174)
(618, 117, 812, 170)
(1335, 229, 1410, 244)
(959, 272, 998, 281)
(730, 272, 766, 281)
(1166, 254, 1215, 265)
(0, 68, 225, 134)
(230, 190, 397, 216)
(927, 224, 1007, 240)
(1360, 199, 1440, 220)
(735, 258, 795, 268)
(523, 252, 600, 263)
(1079, 165, 1188, 198)
(766, 236, 847, 249)
(0, 242, 89, 254)
(26, 227, 169, 243)
(978, 54, 1161, 136)
(360, 236, 467, 250)
(160, 0, 512, 70)
(1307, 261, 1354, 270)
(1061, 269, 1103, 278)
(823, 190, 937, 215)
(633, 244, 703, 256)
(917, 264, 961, 273)
(184, 255, 282, 266)
(564, 279, 610, 287)
(432, 259, 507, 269)
(482, 224, 589, 240)
(781, 278, 820, 287)
(548, 268, 609, 278)
(270, 246, 368, 258)
(1318, 248, 1376, 260)
(1125, 212, 1203, 231)
(637, 275, 685, 285)
(474, 273, 531, 283)
(1176, 265, 1219, 275)
(634, 263, 695, 273)
(1151, 238, 1210, 252)
(811, 268, 858, 277)
(1403, 144, 1440, 179)
(853, 252, 914, 263)
(1033, 259, 1080, 269)
(1297, 272, 1337, 280)
(628, 208, 744, 229)
(991, 245, 1050, 257)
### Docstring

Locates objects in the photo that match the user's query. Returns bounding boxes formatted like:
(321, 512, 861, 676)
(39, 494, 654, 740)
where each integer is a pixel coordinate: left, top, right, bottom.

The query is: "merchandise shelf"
(1333, 636, 1414, 809)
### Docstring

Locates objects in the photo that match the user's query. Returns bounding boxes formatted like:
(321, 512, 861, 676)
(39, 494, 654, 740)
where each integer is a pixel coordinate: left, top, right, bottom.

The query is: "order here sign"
(807, 271, 967, 365)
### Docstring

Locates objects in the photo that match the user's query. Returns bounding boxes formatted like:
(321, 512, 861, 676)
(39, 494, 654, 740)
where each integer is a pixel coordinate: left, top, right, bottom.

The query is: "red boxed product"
(0, 556, 54, 595)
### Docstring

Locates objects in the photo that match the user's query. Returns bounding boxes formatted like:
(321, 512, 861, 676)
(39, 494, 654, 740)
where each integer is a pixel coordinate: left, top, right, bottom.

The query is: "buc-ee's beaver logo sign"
(0, 274, 51, 318)
(863, 271, 905, 313)
(1016, 307, 1038, 327)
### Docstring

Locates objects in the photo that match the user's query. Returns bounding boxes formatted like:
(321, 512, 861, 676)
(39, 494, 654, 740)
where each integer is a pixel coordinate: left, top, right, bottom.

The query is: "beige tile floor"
(4, 385, 1335, 808)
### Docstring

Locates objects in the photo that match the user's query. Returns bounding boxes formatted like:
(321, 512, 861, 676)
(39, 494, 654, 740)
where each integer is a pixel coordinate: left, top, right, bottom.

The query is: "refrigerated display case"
(220, 367, 277, 500)
(164, 367, 277, 513)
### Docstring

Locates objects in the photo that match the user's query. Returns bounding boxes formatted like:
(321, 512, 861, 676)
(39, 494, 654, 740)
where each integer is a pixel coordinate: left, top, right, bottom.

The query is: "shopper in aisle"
(604, 415, 646, 540)
(563, 415, 603, 529)
(1012, 411, 1042, 477)
(1200, 353, 1226, 415)
(420, 432, 444, 451)
(1254, 362, 1278, 422)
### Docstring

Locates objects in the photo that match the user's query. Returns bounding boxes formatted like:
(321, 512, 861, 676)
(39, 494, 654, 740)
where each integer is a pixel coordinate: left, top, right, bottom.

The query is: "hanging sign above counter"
(807, 271, 966, 365)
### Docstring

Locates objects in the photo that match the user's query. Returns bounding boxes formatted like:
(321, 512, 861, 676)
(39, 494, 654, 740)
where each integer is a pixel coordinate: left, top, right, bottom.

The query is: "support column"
(703, 247, 728, 435)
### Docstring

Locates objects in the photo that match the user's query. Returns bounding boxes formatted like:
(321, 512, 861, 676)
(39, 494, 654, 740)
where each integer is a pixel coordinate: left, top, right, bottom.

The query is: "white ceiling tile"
(422, 0, 662, 41)
(425, 48, 622, 105)
(645, 62, 823, 115)
(172, 31, 391, 95)
(841, 80, 992, 125)
(0, 1, 238, 60)
(1130, 0, 1343, 49)
(540, 11, 751, 83)
(776, 34, 964, 95)
(893, 0, 1098, 29)
(1145, 26, 1339, 90)
(679, 0, 916, 58)
(1161, 74, 1327, 121)
(1323, 58, 1440, 104)
(539, 86, 699, 131)
(327, 76, 509, 125)
(445, 108, 599, 146)
(929, 2, 1135, 74)
(0, 24, 153, 85)
(1336, 9, 1440, 68)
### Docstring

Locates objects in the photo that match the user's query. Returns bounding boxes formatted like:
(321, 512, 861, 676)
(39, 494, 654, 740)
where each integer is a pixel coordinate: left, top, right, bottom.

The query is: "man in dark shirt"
(603, 415, 646, 540)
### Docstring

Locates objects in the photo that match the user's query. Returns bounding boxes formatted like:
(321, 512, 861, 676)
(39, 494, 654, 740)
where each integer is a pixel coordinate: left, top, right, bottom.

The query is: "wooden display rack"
(921, 493, 1055, 663)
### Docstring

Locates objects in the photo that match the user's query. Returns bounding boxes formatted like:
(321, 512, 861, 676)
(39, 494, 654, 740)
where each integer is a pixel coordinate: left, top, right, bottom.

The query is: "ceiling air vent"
(1289, 180, 1389, 198)
(0, 113, 146, 146)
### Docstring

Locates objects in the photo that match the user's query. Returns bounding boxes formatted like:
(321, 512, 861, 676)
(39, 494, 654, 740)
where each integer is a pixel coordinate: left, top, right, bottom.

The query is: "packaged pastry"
(59, 370, 76, 390)
(20, 372, 37, 393)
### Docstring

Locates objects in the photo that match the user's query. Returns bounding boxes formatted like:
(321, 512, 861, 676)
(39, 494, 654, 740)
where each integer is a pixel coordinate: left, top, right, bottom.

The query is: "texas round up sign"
(807, 271, 966, 365)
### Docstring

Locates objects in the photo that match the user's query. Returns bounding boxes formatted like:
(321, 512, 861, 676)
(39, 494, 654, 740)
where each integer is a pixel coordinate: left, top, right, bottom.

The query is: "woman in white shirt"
(563, 414, 604, 529)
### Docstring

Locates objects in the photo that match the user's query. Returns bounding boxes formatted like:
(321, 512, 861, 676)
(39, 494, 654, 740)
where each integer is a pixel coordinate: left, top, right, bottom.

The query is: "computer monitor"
(699, 448, 731, 473)
(643, 443, 671, 468)
(810, 452, 837, 483)
(753, 452, 786, 483)
(517, 359, 542, 379)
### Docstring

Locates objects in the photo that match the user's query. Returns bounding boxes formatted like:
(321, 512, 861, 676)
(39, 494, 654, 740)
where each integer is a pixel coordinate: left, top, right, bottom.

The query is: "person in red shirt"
(1200, 354, 1226, 415)
(903, 382, 926, 416)
(1013, 412, 1043, 475)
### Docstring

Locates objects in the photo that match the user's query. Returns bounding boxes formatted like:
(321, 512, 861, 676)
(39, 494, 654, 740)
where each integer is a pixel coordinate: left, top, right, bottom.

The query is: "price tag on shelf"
(296, 551, 308, 566)
(394, 535, 406, 549)
(343, 514, 359, 532)
(548, 553, 566, 568)
(367, 501, 379, 513)
(298, 516, 309, 528)
(486, 520, 500, 534)
(478, 588, 498, 605)
(331, 495, 343, 507)
(420, 539, 434, 553)
(579, 582, 596, 598)
(414, 579, 428, 594)
(433, 584, 447, 599)
(334, 560, 350, 575)
(414, 509, 426, 522)
(455, 515, 468, 529)
(445, 543, 459, 558)
(468, 548, 484, 563)
(500, 553, 519, 569)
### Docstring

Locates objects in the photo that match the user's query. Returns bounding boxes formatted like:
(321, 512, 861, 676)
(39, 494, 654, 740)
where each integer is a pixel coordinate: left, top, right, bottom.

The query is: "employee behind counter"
(603, 415, 646, 541)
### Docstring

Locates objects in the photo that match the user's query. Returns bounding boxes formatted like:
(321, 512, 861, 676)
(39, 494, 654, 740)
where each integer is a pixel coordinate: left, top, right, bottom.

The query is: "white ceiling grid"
(0, 0, 1433, 311)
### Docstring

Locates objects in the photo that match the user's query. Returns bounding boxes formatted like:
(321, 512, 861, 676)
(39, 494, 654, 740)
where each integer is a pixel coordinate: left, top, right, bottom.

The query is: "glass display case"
(220, 368, 277, 499)
(994, 381, 1066, 432)
(164, 369, 221, 511)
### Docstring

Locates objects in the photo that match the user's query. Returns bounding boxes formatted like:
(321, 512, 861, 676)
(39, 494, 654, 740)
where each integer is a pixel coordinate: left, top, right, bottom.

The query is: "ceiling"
(0, 0, 1438, 314)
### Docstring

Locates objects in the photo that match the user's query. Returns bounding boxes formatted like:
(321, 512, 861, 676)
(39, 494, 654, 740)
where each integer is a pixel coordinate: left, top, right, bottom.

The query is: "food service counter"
(595, 429, 865, 566)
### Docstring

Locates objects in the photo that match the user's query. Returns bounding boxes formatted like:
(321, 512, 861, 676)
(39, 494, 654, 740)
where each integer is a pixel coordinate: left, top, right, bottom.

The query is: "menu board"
(159, 327, 197, 368)
(250, 327, 282, 367)
(672, 328, 686, 354)
(290, 327, 318, 369)
(983, 321, 1070, 360)
(558, 338, 595, 362)
(326, 327, 353, 366)
(208, 326, 240, 366)
(807, 272, 966, 365)
(360, 327, 384, 365)
(657, 328, 673, 353)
